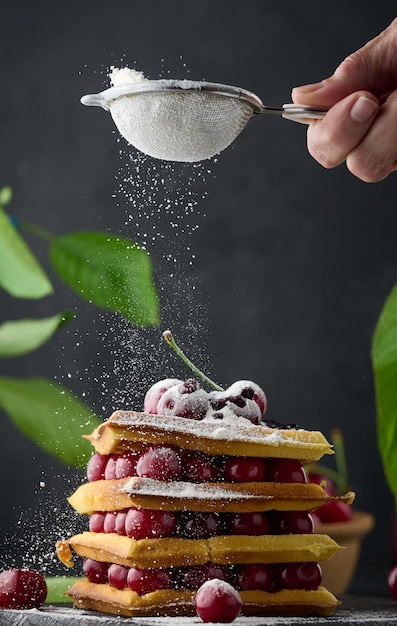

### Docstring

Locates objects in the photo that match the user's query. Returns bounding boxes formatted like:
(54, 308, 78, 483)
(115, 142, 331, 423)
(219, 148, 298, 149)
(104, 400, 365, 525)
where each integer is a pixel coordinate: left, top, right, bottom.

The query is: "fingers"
(346, 92, 397, 182)
(291, 60, 365, 110)
(304, 91, 379, 169)
(302, 90, 397, 182)
(291, 18, 397, 182)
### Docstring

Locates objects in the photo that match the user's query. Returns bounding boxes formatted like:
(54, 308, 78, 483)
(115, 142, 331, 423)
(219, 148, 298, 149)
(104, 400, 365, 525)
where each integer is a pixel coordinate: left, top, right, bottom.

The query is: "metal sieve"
(81, 79, 326, 162)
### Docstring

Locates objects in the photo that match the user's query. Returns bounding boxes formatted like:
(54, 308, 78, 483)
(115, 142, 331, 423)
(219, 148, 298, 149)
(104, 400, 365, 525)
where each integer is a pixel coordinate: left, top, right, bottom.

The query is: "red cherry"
(270, 511, 314, 534)
(0, 569, 47, 609)
(274, 562, 322, 590)
(104, 455, 118, 480)
(127, 567, 172, 595)
(143, 378, 183, 414)
(115, 453, 139, 478)
(108, 564, 129, 590)
(223, 456, 266, 482)
(83, 559, 108, 584)
(125, 508, 177, 539)
(209, 390, 261, 424)
(115, 510, 128, 535)
(103, 511, 117, 533)
(195, 579, 242, 623)
(157, 380, 210, 420)
(86, 453, 108, 482)
(136, 445, 181, 481)
(228, 512, 270, 535)
(266, 458, 307, 483)
(178, 511, 221, 539)
(212, 381, 266, 414)
(234, 564, 273, 591)
(181, 451, 218, 483)
(180, 564, 227, 590)
(388, 565, 397, 601)
(89, 512, 105, 533)
(316, 501, 353, 523)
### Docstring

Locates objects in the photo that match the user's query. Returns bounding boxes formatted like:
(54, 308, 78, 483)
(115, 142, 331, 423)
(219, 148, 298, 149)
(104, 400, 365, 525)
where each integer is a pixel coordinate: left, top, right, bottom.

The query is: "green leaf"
(0, 207, 53, 298)
(49, 231, 160, 327)
(45, 576, 80, 604)
(372, 282, 397, 506)
(0, 185, 13, 206)
(0, 377, 101, 468)
(0, 311, 75, 357)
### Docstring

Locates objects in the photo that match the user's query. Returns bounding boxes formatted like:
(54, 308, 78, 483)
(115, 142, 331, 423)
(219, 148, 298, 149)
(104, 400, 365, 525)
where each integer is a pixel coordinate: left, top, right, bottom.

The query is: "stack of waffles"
(57, 382, 354, 618)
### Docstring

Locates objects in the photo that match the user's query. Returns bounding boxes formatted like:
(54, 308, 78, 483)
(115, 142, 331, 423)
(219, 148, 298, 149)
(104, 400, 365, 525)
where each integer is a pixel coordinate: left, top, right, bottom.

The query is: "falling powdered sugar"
(106, 136, 217, 408)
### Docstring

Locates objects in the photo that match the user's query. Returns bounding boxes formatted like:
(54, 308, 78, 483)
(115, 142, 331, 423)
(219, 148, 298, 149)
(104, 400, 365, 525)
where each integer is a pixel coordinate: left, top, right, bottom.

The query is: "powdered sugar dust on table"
(2, 596, 397, 625)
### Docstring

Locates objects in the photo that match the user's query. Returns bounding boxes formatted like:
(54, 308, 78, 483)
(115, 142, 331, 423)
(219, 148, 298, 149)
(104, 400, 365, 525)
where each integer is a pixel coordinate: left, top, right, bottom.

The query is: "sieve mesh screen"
(109, 91, 254, 162)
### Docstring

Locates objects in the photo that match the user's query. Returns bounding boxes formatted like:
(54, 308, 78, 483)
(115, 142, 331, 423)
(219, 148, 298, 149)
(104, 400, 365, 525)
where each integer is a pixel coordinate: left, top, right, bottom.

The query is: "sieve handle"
(281, 104, 327, 124)
(80, 93, 110, 111)
(260, 104, 327, 123)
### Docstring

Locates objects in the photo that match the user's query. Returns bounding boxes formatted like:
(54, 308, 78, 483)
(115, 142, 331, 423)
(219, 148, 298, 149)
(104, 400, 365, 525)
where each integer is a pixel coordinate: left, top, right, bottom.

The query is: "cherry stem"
(331, 428, 349, 491)
(305, 463, 347, 495)
(305, 429, 349, 495)
(162, 330, 224, 392)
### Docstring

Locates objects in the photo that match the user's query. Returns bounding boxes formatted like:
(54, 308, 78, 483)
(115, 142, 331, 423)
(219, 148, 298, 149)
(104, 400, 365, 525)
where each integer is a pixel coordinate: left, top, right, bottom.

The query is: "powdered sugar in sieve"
(81, 73, 326, 162)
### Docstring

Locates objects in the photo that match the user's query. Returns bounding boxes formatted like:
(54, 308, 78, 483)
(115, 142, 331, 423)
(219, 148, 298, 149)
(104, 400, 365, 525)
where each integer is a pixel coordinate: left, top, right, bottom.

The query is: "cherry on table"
(388, 564, 397, 601)
(195, 578, 242, 623)
(0, 568, 47, 609)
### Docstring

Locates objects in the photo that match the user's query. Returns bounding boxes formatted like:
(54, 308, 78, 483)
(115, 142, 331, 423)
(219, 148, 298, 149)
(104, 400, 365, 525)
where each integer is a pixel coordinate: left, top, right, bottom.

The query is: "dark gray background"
(0, 0, 396, 595)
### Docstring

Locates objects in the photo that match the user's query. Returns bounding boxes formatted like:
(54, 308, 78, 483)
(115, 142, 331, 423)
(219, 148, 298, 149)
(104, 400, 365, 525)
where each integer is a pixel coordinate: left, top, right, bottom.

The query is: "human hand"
(292, 18, 397, 182)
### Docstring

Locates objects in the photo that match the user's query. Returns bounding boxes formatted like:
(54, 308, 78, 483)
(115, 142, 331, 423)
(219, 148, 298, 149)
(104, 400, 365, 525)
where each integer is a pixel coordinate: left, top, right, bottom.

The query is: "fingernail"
(292, 81, 325, 94)
(350, 96, 378, 123)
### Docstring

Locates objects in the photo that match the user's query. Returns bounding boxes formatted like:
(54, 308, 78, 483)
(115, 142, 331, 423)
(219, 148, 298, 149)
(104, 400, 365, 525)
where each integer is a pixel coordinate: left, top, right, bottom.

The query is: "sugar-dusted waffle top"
(86, 409, 334, 462)
(57, 374, 352, 620)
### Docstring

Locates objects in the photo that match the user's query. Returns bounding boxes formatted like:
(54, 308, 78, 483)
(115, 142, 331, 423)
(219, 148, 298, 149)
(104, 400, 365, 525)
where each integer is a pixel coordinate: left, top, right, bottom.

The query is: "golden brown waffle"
(57, 531, 340, 569)
(58, 410, 351, 618)
(68, 476, 355, 515)
(86, 410, 334, 462)
(67, 579, 340, 618)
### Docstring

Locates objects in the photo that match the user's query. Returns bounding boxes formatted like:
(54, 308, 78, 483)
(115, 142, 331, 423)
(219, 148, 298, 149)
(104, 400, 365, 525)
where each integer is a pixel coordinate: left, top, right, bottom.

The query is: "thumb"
(292, 18, 397, 108)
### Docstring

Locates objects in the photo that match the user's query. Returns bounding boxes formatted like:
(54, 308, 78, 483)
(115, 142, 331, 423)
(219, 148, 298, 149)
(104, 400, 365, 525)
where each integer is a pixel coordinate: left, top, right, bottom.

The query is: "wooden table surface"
(1, 596, 397, 626)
